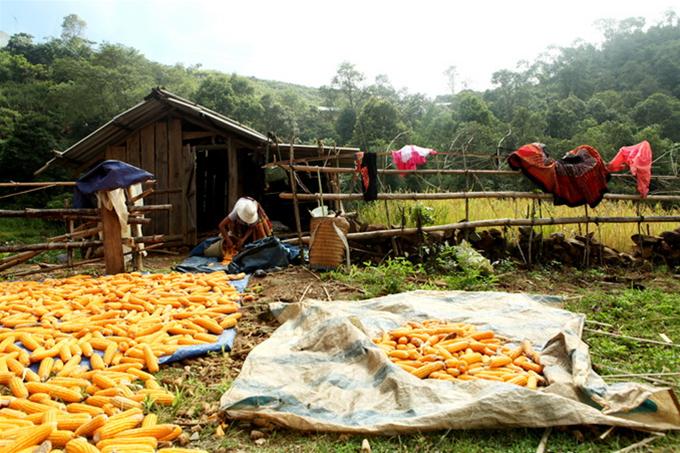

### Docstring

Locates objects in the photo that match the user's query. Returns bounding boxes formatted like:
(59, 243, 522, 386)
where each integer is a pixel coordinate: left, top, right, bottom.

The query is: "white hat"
(235, 198, 259, 225)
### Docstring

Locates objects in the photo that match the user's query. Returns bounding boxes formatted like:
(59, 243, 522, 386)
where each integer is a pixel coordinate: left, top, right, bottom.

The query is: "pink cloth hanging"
(606, 141, 652, 198)
(391, 145, 437, 171)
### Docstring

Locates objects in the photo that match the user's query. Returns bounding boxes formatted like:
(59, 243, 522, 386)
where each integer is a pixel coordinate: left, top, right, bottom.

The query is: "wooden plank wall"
(154, 121, 169, 236)
(105, 145, 126, 161)
(168, 119, 183, 237)
(227, 138, 238, 212)
(121, 118, 183, 237)
(182, 144, 197, 245)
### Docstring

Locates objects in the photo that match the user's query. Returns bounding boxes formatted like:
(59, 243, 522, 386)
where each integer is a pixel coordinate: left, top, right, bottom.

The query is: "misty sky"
(0, 0, 677, 97)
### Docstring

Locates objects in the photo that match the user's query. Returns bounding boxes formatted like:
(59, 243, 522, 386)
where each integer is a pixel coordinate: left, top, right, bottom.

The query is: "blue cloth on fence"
(73, 160, 154, 208)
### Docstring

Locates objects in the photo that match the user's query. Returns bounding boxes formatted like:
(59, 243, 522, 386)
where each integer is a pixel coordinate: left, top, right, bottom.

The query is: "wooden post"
(227, 137, 239, 212)
(584, 205, 591, 268)
(101, 203, 124, 275)
(66, 219, 74, 268)
(288, 143, 303, 245)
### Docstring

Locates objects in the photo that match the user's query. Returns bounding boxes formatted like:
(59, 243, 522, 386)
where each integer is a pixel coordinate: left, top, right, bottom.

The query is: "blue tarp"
(177, 236, 302, 274)
(73, 160, 154, 208)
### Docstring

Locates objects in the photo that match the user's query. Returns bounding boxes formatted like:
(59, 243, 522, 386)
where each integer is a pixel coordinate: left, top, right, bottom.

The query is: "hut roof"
(36, 88, 268, 175)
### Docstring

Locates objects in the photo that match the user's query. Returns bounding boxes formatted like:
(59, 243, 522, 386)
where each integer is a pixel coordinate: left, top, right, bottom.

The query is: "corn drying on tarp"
(11, 273, 248, 371)
(220, 290, 680, 432)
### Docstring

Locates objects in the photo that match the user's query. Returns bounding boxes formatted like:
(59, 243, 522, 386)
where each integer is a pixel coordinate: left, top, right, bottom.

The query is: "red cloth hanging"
(606, 141, 652, 198)
(508, 143, 610, 208)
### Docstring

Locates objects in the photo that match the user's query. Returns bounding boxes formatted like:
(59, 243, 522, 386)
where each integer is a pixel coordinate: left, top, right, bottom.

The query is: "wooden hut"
(37, 88, 359, 245)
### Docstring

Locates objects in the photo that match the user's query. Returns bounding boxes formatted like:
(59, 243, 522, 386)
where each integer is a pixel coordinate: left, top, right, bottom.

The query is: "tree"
(61, 14, 87, 41)
(455, 93, 495, 125)
(0, 112, 60, 181)
(444, 65, 458, 95)
(331, 61, 364, 110)
(355, 97, 404, 148)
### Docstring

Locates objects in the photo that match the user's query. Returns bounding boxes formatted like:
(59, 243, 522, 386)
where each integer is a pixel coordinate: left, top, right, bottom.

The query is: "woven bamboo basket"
(309, 216, 350, 270)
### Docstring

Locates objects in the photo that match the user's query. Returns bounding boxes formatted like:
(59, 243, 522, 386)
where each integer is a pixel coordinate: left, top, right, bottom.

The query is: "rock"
(250, 430, 266, 441)
(361, 438, 372, 453)
(631, 234, 661, 246)
(177, 433, 190, 446)
(254, 438, 266, 446)
(253, 269, 267, 278)
(189, 432, 200, 441)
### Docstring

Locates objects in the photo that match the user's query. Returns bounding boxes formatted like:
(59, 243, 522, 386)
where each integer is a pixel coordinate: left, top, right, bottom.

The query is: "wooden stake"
(288, 142, 303, 245)
(535, 427, 551, 453)
(584, 328, 680, 348)
(612, 433, 664, 453)
(101, 204, 125, 275)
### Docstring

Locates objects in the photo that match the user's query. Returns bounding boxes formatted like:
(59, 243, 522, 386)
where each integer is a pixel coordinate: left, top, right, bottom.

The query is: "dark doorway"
(195, 148, 229, 233)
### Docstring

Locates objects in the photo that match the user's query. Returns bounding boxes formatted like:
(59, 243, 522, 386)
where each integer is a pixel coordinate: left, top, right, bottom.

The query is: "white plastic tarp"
(220, 291, 680, 433)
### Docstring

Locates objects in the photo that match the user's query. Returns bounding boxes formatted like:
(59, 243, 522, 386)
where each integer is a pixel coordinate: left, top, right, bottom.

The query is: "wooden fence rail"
(280, 191, 680, 202)
(283, 215, 680, 244)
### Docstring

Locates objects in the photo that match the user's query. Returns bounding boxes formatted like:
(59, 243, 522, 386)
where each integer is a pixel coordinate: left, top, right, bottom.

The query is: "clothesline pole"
(288, 142, 303, 246)
(584, 205, 591, 268)
(279, 191, 680, 202)
(282, 214, 680, 243)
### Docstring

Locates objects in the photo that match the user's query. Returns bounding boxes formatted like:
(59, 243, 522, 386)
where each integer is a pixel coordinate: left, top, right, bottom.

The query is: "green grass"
(324, 248, 497, 298)
(0, 218, 63, 244)
(0, 218, 65, 264)
(566, 288, 680, 389)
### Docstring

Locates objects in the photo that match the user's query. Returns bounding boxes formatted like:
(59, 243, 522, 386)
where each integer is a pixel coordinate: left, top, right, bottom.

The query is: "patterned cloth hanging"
(508, 143, 610, 208)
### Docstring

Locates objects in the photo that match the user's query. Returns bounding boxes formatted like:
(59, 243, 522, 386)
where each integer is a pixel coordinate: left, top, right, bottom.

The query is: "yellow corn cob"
(66, 403, 105, 417)
(106, 407, 142, 423)
(64, 437, 100, 453)
(100, 445, 155, 453)
(48, 430, 75, 448)
(38, 357, 54, 381)
(92, 413, 144, 442)
(95, 436, 157, 450)
(84, 396, 111, 408)
(42, 408, 58, 425)
(102, 343, 117, 366)
(158, 424, 182, 441)
(74, 413, 108, 437)
(90, 374, 116, 390)
(89, 354, 105, 371)
(9, 376, 29, 398)
(140, 344, 158, 373)
(141, 413, 157, 428)
(126, 368, 153, 381)
(23, 369, 40, 383)
(411, 361, 445, 379)
(9, 398, 53, 414)
(19, 333, 40, 351)
(26, 382, 83, 403)
(47, 377, 90, 388)
(191, 317, 223, 334)
(55, 413, 92, 431)
(113, 424, 177, 440)
(110, 396, 141, 410)
(5, 423, 54, 453)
